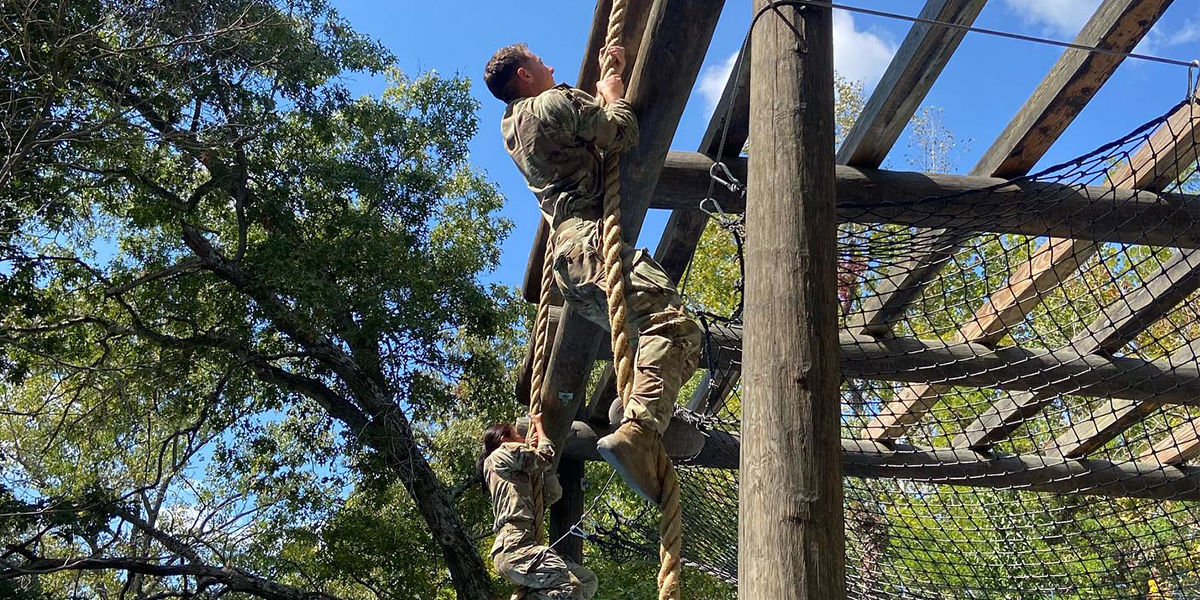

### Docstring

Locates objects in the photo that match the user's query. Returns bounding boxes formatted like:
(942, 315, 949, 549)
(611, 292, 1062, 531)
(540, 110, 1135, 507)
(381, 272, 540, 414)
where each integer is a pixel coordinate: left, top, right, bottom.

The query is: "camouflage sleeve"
(489, 440, 556, 476)
(576, 96, 639, 153)
(528, 88, 639, 153)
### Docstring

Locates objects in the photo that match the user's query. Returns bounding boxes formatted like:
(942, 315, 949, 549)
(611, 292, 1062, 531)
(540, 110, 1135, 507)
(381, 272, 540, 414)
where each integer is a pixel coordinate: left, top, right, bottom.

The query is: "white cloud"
(832, 10, 897, 90)
(1134, 17, 1198, 57)
(693, 11, 895, 115)
(696, 51, 739, 113)
(1166, 19, 1200, 46)
(1004, 0, 1102, 37)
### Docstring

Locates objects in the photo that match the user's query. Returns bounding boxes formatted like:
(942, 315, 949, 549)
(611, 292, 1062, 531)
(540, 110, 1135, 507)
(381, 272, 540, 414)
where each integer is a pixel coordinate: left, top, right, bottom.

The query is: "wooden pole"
(549, 457, 585, 563)
(742, 3, 844, 600)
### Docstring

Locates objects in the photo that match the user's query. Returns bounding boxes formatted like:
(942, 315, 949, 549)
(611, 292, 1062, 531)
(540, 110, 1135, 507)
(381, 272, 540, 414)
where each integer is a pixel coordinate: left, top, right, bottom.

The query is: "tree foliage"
(0, 1, 521, 598)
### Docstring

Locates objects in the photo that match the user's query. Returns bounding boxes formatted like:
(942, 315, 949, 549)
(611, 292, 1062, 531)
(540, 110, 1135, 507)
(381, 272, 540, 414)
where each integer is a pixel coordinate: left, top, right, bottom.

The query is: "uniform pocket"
(627, 248, 675, 298)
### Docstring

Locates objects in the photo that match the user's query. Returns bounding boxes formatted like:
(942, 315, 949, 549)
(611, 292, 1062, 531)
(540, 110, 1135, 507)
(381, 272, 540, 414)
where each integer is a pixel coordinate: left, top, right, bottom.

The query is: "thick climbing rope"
(592, 2, 684, 599)
(510, 223, 557, 600)
(527, 232, 556, 543)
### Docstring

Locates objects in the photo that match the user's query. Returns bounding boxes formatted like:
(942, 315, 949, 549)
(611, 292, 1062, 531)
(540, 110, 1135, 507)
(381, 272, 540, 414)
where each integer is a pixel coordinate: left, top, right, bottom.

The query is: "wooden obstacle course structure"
(516, 0, 1199, 597)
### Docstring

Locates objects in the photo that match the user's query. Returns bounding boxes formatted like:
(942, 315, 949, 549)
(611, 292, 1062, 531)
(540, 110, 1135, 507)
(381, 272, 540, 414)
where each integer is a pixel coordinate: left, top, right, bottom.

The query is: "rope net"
(580, 97, 1200, 598)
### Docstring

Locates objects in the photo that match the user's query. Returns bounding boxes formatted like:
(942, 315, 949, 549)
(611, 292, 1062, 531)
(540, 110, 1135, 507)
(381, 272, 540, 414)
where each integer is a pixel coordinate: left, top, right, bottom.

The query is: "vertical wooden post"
(549, 457, 585, 562)
(741, 3, 844, 600)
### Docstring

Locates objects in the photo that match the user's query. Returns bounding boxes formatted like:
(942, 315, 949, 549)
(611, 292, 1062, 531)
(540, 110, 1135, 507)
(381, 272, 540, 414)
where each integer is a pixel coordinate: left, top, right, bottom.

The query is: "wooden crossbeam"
(1142, 347, 1200, 462)
(557, 420, 1200, 501)
(864, 96, 1200, 442)
(1140, 341, 1200, 466)
(652, 153, 1200, 248)
(846, 334, 1200, 404)
(683, 326, 1200, 406)
(1047, 258, 1200, 457)
(844, 0, 1174, 339)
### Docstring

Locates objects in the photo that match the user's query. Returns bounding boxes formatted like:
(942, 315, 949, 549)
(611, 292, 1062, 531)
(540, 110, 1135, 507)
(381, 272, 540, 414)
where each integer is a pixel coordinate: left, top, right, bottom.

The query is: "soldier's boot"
(596, 419, 661, 504)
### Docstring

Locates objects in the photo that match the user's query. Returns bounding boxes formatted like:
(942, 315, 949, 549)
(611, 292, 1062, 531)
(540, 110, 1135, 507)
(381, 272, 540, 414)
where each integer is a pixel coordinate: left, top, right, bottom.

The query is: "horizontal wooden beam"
(653, 152, 1200, 249)
(845, 334, 1200, 405)
(665, 325, 1200, 407)
(559, 420, 1200, 500)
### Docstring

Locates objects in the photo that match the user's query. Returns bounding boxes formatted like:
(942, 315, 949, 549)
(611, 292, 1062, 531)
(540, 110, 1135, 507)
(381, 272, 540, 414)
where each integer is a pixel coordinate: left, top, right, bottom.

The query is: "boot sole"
(597, 437, 659, 504)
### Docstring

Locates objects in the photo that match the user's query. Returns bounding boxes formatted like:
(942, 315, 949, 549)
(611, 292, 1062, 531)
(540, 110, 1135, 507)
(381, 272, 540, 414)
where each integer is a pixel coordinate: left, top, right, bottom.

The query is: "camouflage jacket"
(484, 438, 556, 540)
(501, 84, 639, 227)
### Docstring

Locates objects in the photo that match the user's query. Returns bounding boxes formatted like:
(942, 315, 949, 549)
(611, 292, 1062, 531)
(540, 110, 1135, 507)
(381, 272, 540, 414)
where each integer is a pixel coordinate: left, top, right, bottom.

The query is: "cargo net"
(582, 96, 1200, 598)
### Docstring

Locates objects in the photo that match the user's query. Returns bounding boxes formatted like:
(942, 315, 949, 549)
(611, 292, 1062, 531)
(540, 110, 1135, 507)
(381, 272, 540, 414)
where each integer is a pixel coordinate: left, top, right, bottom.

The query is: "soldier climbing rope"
(523, 1, 686, 600)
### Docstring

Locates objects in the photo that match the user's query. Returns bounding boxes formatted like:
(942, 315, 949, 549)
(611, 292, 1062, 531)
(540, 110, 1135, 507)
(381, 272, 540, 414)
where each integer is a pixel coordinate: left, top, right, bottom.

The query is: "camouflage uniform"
(502, 84, 700, 435)
(485, 439, 598, 600)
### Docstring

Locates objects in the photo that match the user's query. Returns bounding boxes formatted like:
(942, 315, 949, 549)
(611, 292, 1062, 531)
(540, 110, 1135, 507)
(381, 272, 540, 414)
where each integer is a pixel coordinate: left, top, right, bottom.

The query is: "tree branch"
(108, 506, 204, 566)
(3, 556, 342, 600)
(244, 358, 370, 434)
(105, 259, 203, 297)
(178, 222, 393, 416)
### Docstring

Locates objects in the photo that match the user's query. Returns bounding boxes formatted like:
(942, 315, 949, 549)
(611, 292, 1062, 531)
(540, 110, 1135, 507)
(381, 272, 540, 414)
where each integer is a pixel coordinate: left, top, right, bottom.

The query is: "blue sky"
(327, 0, 1199, 290)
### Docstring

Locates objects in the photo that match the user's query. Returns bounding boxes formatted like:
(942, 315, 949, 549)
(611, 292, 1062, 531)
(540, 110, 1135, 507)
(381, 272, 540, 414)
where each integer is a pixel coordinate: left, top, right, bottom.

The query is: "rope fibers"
(586, 96, 1200, 599)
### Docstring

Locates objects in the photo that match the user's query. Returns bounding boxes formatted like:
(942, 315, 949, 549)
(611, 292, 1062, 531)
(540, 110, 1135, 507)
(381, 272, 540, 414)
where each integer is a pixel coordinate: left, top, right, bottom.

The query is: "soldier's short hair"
(485, 43, 532, 103)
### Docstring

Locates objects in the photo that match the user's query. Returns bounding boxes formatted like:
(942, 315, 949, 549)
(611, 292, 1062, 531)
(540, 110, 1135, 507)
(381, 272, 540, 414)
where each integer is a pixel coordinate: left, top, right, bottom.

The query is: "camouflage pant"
(493, 525, 598, 600)
(551, 217, 701, 434)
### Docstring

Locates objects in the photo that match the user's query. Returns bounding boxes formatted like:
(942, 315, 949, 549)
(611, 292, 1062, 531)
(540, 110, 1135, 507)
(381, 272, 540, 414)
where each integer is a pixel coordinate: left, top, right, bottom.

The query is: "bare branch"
(105, 259, 203, 297)
(3, 555, 343, 600)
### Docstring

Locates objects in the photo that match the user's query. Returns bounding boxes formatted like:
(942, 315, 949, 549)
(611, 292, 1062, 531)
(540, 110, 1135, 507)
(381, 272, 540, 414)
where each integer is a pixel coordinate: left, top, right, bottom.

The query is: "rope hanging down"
(594, 1, 683, 597)
(592, 1, 683, 598)
(524, 1, 683, 598)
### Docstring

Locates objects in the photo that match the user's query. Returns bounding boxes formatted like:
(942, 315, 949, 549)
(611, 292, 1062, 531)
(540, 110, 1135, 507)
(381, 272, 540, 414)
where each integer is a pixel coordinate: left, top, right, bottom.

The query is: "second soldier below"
(483, 43, 701, 504)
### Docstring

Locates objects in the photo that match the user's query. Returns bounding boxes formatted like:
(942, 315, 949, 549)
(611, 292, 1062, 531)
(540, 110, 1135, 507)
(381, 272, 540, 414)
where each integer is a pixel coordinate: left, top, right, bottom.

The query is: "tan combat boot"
(596, 420, 661, 504)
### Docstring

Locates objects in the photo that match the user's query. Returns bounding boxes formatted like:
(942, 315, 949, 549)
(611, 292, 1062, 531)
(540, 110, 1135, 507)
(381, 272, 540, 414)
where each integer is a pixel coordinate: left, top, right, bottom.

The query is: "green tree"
(0, 1, 516, 598)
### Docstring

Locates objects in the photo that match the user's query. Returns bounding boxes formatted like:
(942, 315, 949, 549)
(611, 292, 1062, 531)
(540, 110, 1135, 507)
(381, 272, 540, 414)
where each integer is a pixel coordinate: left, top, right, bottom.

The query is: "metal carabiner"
(709, 161, 743, 194)
(1191, 60, 1200, 100)
(699, 196, 729, 221)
